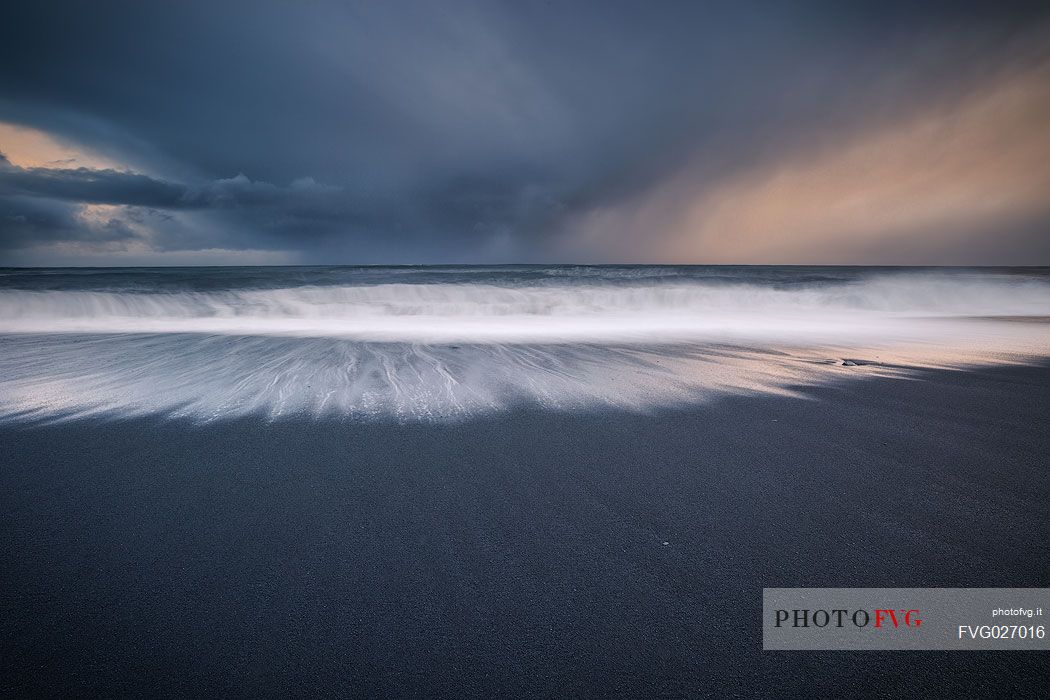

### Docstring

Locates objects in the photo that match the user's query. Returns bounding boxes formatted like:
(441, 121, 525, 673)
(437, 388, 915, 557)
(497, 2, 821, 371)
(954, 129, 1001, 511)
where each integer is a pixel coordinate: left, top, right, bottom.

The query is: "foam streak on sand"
(1, 266, 1048, 421)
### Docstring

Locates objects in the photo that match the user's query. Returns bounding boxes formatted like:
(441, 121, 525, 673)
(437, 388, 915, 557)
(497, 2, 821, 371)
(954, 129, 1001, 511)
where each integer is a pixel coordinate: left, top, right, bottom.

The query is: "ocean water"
(2, 265, 1049, 420)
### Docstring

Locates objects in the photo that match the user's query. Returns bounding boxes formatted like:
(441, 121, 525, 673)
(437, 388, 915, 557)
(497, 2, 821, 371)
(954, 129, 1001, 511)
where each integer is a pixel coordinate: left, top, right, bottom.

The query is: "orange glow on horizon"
(0, 122, 122, 170)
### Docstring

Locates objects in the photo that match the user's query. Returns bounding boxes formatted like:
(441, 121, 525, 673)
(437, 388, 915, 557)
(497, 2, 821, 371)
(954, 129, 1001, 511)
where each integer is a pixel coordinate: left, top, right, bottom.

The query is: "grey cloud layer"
(0, 1, 1048, 263)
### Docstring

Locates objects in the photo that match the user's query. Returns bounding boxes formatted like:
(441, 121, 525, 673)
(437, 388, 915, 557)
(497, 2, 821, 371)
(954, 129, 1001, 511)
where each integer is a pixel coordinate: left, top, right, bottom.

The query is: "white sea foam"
(1, 273, 1048, 421)
(1, 275, 1049, 342)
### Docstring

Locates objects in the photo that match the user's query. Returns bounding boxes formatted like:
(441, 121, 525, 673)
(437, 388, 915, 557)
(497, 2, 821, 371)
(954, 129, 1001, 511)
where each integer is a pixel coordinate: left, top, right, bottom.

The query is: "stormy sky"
(1, 1, 1048, 266)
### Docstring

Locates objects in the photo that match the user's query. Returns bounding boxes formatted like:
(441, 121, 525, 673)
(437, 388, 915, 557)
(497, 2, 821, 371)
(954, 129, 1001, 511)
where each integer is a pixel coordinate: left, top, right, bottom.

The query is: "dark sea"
(4, 263, 1050, 293)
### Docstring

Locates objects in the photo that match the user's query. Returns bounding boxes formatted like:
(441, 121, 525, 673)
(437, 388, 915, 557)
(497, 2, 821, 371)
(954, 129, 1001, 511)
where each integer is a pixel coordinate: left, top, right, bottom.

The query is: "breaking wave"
(2, 274, 1049, 342)
(1, 267, 1049, 421)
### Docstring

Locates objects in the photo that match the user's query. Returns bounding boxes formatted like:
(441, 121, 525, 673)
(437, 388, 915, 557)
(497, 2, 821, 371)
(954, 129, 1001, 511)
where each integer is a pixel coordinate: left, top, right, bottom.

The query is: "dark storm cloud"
(0, 1, 1048, 264)
(0, 155, 189, 208)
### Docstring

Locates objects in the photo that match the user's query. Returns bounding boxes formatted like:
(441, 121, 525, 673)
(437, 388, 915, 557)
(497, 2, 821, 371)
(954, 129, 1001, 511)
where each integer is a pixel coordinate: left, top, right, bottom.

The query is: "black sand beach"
(7, 0, 1050, 693)
(2, 362, 1048, 698)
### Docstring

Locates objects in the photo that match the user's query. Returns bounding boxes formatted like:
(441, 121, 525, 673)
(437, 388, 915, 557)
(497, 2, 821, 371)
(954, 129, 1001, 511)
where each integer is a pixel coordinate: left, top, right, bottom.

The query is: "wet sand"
(1, 362, 1048, 697)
